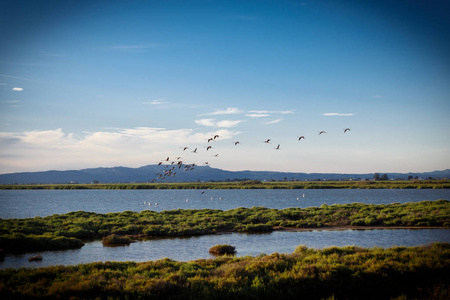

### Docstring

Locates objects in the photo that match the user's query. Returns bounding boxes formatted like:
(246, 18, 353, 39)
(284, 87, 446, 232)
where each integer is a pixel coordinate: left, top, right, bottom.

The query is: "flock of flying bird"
(152, 128, 351, 182)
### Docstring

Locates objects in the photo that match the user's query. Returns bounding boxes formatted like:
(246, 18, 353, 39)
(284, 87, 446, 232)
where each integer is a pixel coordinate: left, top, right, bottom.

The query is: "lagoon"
(2, 229, 449, 269)
(1, 188, 449, 219)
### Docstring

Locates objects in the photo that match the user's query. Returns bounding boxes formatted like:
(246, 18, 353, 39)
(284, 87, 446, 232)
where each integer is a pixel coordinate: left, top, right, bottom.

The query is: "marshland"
(1, 182, 449, 299)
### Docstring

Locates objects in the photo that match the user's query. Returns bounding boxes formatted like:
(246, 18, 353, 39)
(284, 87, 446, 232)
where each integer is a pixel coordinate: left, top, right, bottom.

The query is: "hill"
(0, 165, 449, 184)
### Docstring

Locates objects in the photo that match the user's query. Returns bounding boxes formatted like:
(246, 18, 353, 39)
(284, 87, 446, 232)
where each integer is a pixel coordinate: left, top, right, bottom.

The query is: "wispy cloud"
(12, 87, 23, 91)
(195, 119, 244, 128)
(1, 100, 20, 104)
(203, 107, 243, 115)
(249, 110, 293, 114)
(143, 99, 168, 105)
(265, 118, 282, 124)
(216, 120, 244, 128)
(0, 74, 34, 81)
(195, 119, 216, 127)
(322, 113, 355, 117)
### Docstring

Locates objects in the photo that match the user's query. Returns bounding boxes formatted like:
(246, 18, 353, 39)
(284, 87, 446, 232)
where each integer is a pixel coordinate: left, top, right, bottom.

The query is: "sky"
(0, 0, 449, 175)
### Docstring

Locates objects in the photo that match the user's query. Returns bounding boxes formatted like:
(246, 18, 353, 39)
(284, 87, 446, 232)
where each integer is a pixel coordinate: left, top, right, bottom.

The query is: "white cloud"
(216, 120, 244, 128)
(265, 118, 282, 124)
(249, 110, 293, 114)
(204, 107, 243, 115)
(195, 119, 216, 127)
(0, 127, 240, 173)
(245, 113, 270, 118)
(322, 113, 355, 116)
(12, 87, 23, 91)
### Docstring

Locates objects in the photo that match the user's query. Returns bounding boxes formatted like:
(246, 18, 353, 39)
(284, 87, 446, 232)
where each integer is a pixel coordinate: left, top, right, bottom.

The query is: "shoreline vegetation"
(0, 243, 449, 299)
(1, 179, 449, 190)
(1, 200, 448, 254)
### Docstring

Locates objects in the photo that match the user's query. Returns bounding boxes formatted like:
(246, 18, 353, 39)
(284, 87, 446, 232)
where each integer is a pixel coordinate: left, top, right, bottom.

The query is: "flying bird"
(264, 139, 271, 143)
(318, 131, 327, 135)
(275, 144, 280, 150)
(181, 147, 189, 151)
(344, 128, 351, 133)
(206, 146, 212, 151)
(298, 136, 305, 141)
(213, 135, 219, 139)
(192, 148, 198, 153)
(234, 141, 240, 145)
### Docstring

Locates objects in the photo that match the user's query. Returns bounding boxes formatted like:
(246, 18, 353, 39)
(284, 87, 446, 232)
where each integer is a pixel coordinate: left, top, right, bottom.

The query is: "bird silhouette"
(275, 144, 281, 150)
(234, 141, 240, 145)
(344, 128, 351, 133)
(318, 131, 327, 135)
(298, 136, 305, 141)
(264, 139, 271, 143)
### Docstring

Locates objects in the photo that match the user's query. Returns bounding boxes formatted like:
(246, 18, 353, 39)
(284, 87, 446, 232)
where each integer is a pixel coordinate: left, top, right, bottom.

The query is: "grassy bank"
(1, 243, 449, 299)
(1, 180, 449, 190)
(1, 200, 448, 253)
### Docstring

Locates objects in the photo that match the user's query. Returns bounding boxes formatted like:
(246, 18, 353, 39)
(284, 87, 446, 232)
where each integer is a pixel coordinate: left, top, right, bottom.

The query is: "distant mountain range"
(0, 165, 449, 184)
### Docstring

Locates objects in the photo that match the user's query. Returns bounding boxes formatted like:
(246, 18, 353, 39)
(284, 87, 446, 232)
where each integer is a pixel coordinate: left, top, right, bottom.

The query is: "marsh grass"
(0, 243, 448, 299)
(1, 200, 448, 253)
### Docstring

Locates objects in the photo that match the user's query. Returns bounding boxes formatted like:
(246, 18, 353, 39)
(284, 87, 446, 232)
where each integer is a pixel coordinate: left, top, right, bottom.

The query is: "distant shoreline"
(1, 179, 449, 190)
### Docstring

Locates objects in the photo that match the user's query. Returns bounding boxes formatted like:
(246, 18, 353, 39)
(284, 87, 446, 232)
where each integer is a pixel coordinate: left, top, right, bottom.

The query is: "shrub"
(101, 234, 132, 246)
(209, 244, 236, 256)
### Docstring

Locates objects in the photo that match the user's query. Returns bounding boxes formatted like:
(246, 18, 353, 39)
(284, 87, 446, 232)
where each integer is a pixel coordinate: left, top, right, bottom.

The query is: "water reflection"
(1, 229, 449, 269)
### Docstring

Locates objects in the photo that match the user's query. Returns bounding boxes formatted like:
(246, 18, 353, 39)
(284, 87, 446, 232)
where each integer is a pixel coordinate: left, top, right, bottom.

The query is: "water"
(1, 189, 449, 219)
(2, 229, 449, 269)
(1, 189, 449, 268)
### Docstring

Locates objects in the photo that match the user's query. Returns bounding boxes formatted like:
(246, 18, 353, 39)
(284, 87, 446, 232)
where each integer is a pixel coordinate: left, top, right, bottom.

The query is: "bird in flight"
(181, 147, 189, 151)
(275, 144, 281, 150)
(213, 135, 219, 139)
(192, 148, 198, 153)
(318, 131, 327, 135)
(344, 128, 351, 133)
(298, 136, 305, 141)
(206, 146, 212, 151)
(264, 139, 271, 143)
(234, 141, 240, 145)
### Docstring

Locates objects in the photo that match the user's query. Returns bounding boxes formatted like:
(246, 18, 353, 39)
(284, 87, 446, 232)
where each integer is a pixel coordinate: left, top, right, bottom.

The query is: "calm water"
(1, 189, 449, 268)
(1, 189, 449, 219)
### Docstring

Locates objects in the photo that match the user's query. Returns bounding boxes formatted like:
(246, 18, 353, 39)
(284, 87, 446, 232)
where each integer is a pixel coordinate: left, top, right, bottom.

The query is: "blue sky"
(1, 0, 449, 174)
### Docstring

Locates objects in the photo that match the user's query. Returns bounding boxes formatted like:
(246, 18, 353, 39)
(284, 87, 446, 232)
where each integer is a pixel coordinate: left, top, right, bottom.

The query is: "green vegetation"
(0, 243, 448, 299)
(209, 244, 236, 256)
(102, 234, 132, 246)
(1, 179, 449, 190)
(1, 200, 449, 254)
